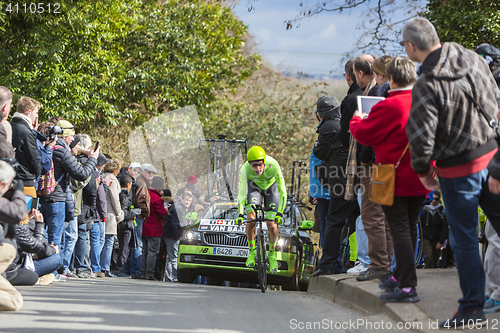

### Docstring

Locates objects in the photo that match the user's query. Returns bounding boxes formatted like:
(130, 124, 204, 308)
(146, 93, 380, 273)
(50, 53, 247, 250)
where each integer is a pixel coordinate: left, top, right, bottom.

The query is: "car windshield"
(202, 202, 293, 227)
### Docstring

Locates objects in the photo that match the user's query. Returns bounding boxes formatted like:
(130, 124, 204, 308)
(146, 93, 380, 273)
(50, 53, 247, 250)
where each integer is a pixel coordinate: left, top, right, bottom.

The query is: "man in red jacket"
(139, 176, 168, 280)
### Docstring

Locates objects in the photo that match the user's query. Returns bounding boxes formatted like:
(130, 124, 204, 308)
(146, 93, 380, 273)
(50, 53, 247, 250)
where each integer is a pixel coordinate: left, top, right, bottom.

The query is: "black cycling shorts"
(245, 180, 279, 219)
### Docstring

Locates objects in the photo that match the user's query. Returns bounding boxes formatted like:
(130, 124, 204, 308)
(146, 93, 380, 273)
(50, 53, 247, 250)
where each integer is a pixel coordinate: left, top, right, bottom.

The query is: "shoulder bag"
(369, 143, 410, 206)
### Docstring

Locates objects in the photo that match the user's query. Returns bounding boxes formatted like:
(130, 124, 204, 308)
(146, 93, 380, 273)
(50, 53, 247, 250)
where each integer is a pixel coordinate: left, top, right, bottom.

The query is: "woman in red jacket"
(350, 57, 429, 303)
(140, 176, 168, 280)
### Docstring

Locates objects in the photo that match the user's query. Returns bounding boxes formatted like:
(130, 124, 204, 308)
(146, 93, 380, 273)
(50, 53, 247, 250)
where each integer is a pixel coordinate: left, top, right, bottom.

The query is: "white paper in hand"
(357, 95, 385, 114)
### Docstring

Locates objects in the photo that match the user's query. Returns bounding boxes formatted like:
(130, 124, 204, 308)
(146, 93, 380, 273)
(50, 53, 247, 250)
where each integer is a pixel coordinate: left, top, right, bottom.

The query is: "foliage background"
(2, 0, 500, 203)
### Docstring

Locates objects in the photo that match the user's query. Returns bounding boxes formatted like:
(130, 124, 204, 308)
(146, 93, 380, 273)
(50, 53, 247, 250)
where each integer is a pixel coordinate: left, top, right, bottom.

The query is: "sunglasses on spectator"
(250, 161, 264, 168)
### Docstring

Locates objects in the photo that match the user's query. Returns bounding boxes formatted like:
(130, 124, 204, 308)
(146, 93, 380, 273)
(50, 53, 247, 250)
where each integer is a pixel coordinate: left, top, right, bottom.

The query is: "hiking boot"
(246, 249, 256, 268)
(356, 268, 390, 281)
(379, 276, 398, 292)
(379, 287, 419, 303)
(484, 297, 500, 314)
(267, 251, 278, 274)
(439, 308, 487, 329)
(347, 262, 368, 275)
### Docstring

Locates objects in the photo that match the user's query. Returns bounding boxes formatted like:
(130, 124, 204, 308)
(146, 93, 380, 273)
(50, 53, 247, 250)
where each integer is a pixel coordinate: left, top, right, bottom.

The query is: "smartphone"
(94, 140, 100, 151)
(31, 197, 40, 210)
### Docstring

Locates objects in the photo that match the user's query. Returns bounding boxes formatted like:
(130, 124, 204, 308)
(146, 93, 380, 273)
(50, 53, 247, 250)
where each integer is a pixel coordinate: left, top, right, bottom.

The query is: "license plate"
(212, 247, 248, 257)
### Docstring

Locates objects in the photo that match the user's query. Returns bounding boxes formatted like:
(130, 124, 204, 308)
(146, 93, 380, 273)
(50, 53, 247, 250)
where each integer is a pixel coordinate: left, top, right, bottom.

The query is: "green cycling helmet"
(247, 146, 266, 163)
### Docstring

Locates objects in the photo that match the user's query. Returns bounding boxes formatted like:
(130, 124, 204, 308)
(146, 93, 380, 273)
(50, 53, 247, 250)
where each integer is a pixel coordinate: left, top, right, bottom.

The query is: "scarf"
(12, 112, 33, 130)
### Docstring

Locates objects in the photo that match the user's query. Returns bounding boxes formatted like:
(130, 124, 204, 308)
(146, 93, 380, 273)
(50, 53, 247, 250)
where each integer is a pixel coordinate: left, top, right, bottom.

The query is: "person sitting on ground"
(5, 210, 63, 286)
(350, 56, 429, 303)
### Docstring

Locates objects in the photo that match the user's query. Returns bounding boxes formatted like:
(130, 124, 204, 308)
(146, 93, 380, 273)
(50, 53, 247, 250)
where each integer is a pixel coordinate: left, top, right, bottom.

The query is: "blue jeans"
(100, 234, 115, 272)
(316, 198, 330, 248)
(164, 237, 179, 282)
(129, 218, 143, 276)
(440, 168, 500, 311)
(34, 253, 63, 277)
(90, 221, 105, 273)
(356, 191, 370, 266)
(40, 202, 66, 247)
(74, 223, 88, 271)
(61, 217, 78, 273)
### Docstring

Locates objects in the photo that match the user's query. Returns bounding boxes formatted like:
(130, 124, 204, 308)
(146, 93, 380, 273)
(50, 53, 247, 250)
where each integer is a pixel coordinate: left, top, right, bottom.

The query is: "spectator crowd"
(0, 93, 205, 311)
(309, 17, 500, 327)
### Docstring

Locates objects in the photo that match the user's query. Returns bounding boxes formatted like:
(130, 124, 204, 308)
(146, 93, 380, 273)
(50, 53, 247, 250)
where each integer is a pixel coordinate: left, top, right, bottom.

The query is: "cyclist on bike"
(235, 146, 287, 274)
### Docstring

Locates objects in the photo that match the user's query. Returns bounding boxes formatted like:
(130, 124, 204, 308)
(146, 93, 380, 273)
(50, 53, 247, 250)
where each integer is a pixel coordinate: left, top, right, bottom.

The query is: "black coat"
(313, 105, 348, 197)
(118, 189, 136, 233)
(40, 140, 97, 203)
(163, 204, 183, 240)
(421, 204, 448, 244)
(7, 220, 56, 273)
(11, 117, 41, 184)
(339, 82, 363, 148)
(76, 152, 98, 224)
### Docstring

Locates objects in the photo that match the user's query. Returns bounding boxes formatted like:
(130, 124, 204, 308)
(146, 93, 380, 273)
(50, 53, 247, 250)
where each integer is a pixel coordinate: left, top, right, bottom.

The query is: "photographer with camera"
(0, 160, 25, 311)
(0, 87, 14, 159)
(11, 97, 42, 200)
(34, 122, 58, 179)
(39, 120, 99, 254)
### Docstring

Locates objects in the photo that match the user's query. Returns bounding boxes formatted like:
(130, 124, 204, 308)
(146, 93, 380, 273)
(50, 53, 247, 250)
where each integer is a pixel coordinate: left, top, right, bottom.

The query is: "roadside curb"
(308, 275, 433, 333)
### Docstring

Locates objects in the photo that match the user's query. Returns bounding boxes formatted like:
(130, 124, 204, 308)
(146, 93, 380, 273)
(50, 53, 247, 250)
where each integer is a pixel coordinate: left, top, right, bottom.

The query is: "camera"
(1, 157, 20, 170)
(45, 125, 64, 141)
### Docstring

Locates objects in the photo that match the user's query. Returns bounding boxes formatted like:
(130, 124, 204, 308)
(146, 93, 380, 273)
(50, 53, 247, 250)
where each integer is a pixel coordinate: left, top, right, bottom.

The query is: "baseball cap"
(57, 120, 75, 137)
(129, 162, 142, 171)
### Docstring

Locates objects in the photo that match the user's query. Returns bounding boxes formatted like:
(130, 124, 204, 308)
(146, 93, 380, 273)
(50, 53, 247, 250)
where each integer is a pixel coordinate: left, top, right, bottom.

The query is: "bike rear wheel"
(414, 220, 424, 266)
(256, 230, 267, 293)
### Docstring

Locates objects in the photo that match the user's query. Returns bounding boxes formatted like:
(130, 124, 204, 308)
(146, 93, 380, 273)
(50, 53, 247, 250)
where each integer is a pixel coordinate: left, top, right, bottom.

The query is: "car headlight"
(276, 237, 289, 251)
(181, 230, 202, 242)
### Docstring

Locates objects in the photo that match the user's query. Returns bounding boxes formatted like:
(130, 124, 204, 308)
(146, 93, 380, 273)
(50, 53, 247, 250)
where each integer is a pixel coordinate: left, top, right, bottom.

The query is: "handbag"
(369, 143, 410, 206)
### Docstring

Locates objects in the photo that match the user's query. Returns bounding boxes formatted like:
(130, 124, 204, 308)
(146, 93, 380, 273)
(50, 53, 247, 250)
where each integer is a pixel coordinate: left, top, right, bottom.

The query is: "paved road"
(1, 279, 407, 333)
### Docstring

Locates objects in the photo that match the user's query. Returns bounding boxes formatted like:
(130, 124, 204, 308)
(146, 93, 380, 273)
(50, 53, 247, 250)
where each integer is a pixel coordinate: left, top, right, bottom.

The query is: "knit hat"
(314, 96, 340, 119)
(187, 175, 198, 184)
(69, 135, 81, 149)
(151, 176, 165, 190)
(97, 153, 109, 166)
(56, 120, 75, 137)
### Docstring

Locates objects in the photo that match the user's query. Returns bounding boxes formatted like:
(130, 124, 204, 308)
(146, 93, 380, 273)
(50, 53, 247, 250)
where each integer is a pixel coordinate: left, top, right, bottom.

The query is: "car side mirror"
(185, 212, 199, 224)
(299, 220, 314, 230)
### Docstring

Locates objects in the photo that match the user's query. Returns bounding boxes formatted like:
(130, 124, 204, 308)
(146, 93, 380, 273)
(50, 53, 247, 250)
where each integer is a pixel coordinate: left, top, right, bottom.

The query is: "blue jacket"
(33, 130, 53, 176)
(309, 150, 329, 200)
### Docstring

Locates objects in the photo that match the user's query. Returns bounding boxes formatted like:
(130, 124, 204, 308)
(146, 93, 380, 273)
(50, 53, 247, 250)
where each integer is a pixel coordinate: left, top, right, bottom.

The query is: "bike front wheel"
(256, 230, 267, 293)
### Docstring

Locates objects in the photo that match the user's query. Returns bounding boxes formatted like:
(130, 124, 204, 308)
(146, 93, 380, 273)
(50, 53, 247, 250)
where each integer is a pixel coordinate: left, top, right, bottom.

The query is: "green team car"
(177, 200, 318, 291)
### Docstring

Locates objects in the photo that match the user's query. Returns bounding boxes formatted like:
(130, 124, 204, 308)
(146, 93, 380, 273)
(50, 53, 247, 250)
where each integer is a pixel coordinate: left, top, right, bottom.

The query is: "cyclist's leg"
(264, 182, 279, 273)
(245, 181, 261, 267)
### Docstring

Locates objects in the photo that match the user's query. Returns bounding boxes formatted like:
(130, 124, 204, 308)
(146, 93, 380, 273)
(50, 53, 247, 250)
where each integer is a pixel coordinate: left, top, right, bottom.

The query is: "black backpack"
(475, 43, 500, 89)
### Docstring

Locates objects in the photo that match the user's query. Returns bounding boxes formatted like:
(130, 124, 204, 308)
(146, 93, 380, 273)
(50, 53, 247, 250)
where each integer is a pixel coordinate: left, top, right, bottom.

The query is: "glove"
(235, 214, 244, 226)
(275, 212, 283, 225)
(12, 179, 24, 193)
(131, 208, 142, 215)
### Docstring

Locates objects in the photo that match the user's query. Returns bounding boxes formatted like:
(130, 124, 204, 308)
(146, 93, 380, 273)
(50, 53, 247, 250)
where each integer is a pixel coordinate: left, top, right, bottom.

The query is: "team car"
(177, 200, 318, 291)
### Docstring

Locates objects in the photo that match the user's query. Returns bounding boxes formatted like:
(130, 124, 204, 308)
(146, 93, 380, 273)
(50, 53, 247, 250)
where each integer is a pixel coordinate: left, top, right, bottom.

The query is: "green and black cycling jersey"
(237, 155, 287, 220)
